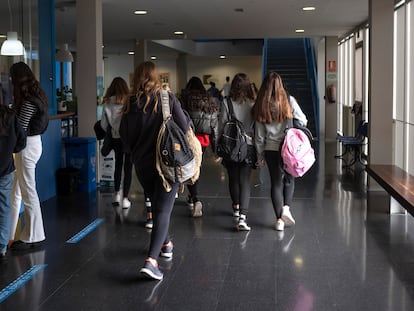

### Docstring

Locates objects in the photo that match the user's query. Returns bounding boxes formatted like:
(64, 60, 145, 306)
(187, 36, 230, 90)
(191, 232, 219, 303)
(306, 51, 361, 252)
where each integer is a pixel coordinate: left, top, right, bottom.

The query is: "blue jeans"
(0, 172, 14, 253)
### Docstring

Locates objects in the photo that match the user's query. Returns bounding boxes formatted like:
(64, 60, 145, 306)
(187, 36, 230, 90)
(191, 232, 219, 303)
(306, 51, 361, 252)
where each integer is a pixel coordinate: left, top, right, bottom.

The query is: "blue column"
(38, 0, 56, 115)
(37, 0, 62, 201)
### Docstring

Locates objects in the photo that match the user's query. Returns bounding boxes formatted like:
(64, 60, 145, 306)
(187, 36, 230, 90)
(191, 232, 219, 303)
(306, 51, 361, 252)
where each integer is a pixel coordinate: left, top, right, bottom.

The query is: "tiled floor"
(2, 142, 414, 311)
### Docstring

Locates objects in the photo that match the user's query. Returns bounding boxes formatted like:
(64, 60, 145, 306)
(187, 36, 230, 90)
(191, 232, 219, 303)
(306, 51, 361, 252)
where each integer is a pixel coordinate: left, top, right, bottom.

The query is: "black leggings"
(226, 162, 252, 216)
(136, 165, 179, 260)
(187, 181, 199, 202)
(112, 138, 132, 196)
(187, 146, 206, 202)
(265, 151, 295, 219)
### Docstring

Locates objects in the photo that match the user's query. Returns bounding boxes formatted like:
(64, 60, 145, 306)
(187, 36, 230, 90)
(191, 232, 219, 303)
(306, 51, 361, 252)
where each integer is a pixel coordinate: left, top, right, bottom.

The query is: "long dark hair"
(104, 77, 129, 105)
(10, 62, 48, 110)
(229, 73, 255, 102)
(182, 76, 218, 113)
(0, 105, 14, 137)
(252, 71, 292, 124)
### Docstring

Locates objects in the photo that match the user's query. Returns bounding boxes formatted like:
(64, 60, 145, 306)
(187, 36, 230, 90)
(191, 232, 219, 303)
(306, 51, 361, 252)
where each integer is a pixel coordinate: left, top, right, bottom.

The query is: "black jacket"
(15, 96, 49, 136)
(120, 92, 189, 170)
(0, 107, 27, 177)
(180, 92, 219, 151)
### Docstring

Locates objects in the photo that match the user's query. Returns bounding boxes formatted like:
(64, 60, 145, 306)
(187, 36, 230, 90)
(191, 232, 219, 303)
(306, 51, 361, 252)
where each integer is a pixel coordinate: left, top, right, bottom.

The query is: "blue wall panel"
(36, 119, 62, 201)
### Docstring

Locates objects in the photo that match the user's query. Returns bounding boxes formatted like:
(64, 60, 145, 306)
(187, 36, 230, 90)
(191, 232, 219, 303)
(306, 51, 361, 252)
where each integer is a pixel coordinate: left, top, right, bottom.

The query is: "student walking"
(219, 73, 256, 231)
(253, 71, 308, 231)
(120, 61, 190, 281)
(0, 105, 26, 261)
(8, 62, 49, 251)
(101, 77, 133, 209)
(180, 76, 219, 217)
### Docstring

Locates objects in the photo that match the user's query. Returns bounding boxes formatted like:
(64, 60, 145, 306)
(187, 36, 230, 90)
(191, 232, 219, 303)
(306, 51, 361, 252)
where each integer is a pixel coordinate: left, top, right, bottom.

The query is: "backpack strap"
(225, 97, 235, 119)
(285, 95, 294, 129)
(160, 89, 171, 121)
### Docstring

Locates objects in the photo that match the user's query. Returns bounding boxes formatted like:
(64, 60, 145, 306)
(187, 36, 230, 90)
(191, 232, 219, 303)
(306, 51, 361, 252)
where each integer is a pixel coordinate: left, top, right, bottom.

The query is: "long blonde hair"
(125, 61, 162, 113)
(252, 71, 292, 123)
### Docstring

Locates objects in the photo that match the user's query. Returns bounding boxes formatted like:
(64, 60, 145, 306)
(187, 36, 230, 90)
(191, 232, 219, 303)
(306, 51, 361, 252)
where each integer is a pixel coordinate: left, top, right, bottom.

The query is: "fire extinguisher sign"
(328, 60, 336, 72)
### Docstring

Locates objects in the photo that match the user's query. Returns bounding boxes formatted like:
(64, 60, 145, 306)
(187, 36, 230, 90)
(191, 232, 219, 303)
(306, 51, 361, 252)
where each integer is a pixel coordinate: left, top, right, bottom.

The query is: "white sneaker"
(122, 197, 131, 209)
(281, 205, 295, 227)
(237, 218, 251, 231)
(192, 201, 203, 217)
(275, 219, 285, 231)
(113, 193, 121, 205)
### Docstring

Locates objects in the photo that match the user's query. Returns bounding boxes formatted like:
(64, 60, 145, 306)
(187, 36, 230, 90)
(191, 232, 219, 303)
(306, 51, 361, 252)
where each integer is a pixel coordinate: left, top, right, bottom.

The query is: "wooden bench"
(366, 164, 414, 216)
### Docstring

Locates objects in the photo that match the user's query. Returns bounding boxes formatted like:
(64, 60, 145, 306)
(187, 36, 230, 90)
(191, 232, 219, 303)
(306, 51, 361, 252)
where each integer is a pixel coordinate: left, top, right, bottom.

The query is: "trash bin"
(56, 168, 81, 195)
(64, 137, 97, 192)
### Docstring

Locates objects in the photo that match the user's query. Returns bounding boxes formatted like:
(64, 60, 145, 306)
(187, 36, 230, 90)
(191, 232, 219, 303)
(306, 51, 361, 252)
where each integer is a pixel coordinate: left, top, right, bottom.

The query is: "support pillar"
(76, 0, 103, 136)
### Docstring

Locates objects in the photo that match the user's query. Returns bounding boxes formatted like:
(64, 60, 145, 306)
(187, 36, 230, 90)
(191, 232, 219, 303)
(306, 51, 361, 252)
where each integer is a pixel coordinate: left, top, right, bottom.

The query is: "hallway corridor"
(1, 142, 414, 311)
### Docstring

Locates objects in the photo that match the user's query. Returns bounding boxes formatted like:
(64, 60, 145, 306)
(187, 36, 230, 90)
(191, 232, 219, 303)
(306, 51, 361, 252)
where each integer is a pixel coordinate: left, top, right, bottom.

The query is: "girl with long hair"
(253, 71, 307, 231)
(9, 62, 49, 251)
(219, 73, 256, 231)
(100, 77, 133, 209)
(180, 76, 219, 217)
(120, 61, 189, 280)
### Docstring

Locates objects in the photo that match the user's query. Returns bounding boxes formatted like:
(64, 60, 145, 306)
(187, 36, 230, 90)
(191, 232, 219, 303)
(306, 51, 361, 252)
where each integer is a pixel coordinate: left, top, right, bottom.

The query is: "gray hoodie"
(255, 96, 308, 159)
(100, 96, 124, 139)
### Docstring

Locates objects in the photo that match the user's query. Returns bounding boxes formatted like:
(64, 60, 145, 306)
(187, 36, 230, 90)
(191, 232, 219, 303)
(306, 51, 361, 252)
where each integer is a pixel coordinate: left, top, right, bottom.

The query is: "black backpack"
(156, 90, 196, 192)
(216, 97, 248, 163)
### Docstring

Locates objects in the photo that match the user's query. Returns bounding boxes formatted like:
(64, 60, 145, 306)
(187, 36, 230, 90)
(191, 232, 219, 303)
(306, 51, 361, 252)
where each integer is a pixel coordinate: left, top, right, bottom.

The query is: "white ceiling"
(0, 0, 369, 56)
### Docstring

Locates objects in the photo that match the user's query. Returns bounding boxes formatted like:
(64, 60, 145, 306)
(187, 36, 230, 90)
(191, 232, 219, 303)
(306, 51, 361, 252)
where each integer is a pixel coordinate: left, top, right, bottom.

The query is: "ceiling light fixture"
(219, 55, 226, 59)
(134, 10, 148, 15)
(1, 0, 24, 56)
(56, 43, 74, 62)
(174, 31, 184, 35)
(128, 51, 135, 55)
(295, 29, 305, 33)
(56, 7, 74, 62)
(302, 7, 316, 11)
(150, 56, 157, 60)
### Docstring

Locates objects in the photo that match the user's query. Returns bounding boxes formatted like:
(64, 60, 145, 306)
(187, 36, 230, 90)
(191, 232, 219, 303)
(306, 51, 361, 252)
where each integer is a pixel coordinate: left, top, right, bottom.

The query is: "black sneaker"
(10, 240, 43, 251)
(0, 252, 7, 264)
(140, 260, 163, 281)
(160, 241, 173, 258)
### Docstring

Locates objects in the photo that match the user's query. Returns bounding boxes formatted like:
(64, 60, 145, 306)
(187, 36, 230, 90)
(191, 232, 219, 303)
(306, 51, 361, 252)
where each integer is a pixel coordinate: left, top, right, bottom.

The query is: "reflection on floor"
(2, 142, 414, 311)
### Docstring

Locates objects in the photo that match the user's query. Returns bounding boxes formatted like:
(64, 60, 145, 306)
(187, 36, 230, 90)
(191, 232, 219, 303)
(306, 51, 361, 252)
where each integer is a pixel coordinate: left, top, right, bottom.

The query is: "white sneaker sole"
(140, 267, 163, 280)
(192, 202, 202, 217)
(237, 224, 251, 231)
(281, 210, 295, 227)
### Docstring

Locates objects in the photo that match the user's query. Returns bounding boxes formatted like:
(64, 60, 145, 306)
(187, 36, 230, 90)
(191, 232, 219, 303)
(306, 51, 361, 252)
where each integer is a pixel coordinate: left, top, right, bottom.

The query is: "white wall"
(103, 54, 134, 92)
(186, 56, 262, 94)
(103, 54, 263, 96)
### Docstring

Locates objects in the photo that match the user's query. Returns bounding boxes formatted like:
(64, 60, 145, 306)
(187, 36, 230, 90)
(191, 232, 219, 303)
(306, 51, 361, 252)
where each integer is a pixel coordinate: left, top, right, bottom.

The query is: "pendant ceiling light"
(56, 43, 74, 62)
(1, 0, 25, 56)
(56, 6, 74, 63)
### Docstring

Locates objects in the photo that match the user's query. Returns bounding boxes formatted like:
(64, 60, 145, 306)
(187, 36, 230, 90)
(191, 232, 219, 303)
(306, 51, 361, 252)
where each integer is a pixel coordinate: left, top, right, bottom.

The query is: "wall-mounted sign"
(328, 60, 336, 72)
(327, 73, 337, 81)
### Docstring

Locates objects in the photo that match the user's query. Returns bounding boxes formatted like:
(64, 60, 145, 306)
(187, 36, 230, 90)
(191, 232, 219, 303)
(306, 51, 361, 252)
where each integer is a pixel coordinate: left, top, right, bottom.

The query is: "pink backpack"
(281, 128, 315, 177)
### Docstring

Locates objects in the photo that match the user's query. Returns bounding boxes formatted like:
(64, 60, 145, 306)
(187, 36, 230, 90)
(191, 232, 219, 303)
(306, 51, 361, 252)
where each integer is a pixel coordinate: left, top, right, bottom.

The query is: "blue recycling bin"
(64, 137, 97, 192)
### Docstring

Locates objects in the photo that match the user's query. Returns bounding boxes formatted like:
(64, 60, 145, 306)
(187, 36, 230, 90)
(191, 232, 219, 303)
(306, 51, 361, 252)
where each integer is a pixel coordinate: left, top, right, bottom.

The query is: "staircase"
(263, 38, 319, 137)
